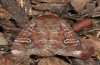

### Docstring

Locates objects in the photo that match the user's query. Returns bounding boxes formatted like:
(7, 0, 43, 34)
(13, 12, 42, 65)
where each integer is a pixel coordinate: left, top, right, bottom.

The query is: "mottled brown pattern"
(11, 13, 95, 58)
(0, 13, 96, 65)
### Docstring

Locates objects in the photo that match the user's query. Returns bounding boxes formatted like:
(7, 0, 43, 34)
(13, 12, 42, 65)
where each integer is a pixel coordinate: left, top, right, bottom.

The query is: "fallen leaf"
(71, 0, 91, 12)
(84, 35, 100, 55)
(32, 3, 66, 12)
(0, 32, 8, 45)
(38, 57, 70, 65)
(32, 0, 68, 3)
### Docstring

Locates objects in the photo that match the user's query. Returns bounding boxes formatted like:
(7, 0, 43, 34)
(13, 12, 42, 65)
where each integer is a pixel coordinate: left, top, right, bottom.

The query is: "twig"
(96, 31, 100, 38)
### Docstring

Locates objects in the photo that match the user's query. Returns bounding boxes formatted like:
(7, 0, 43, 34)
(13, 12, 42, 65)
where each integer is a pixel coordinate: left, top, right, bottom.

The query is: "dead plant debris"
(0, 0, 99, 65)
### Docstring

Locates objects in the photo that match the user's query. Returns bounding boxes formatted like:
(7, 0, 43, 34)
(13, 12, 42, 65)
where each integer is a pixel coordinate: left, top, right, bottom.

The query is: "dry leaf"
(0, 33, 8, 45)
(32, 3, 66, 12)
(38, 57, 70, 65)
(0, 55, 13, 65)
(71, 0, 91, 12)
(84, 35, 100, 55)
(0, 6, 12, 20)
(32, 0, 68, 3)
